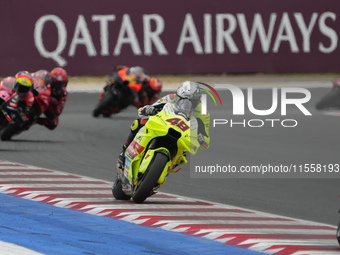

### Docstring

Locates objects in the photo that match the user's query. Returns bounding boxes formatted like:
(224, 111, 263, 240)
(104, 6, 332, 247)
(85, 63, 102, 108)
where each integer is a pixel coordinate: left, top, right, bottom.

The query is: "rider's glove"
(139, 105, 158, 116)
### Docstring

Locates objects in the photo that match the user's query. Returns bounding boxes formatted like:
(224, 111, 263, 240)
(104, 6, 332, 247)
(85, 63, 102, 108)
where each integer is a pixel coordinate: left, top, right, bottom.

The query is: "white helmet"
(176, 81, 201, 100)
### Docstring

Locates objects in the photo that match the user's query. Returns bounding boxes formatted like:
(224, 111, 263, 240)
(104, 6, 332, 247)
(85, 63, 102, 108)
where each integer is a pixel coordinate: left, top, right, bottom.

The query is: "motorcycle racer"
(31, 67, 68, 130)
(10, 71, 35, 122)
(117, 81, 210, 172)
(98, 65, 162, 117)
(145, 77, 162, 104)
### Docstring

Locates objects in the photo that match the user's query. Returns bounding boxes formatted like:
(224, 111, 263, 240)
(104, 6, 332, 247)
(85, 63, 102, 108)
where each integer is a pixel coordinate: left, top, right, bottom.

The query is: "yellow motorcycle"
(112, 102, 200, 203)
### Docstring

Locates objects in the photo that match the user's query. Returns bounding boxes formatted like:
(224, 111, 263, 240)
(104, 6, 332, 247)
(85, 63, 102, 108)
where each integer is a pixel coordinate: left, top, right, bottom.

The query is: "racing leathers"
(100, 66, 162, 117)
(31, 70, 68, 130)
(10, 90, 35, 123)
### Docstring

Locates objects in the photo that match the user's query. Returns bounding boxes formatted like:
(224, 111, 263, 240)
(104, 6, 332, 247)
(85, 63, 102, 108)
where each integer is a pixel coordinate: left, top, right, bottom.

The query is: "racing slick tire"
(132, 153, 168, 204)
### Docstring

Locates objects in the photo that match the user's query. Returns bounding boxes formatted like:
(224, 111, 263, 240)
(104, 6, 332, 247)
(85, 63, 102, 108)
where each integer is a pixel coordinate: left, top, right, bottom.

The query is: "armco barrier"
(0, 0, 340, 76)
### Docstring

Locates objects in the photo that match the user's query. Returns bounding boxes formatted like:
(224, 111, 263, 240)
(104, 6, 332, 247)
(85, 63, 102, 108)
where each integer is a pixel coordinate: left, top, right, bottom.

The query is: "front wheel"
(112, 178, 131, 200)
(132, 153, 169, 203)
(1, 120, 21, 141)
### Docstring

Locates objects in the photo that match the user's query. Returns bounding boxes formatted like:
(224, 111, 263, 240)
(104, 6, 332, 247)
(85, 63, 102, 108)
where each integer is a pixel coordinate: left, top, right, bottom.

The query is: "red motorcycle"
(0, 78, 51, 141)
(92, 67, 149, 118)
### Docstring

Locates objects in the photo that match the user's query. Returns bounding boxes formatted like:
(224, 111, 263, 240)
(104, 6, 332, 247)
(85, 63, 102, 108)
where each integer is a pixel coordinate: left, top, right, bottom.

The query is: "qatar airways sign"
(34, 12, 337, 67)
(0, 1, 339, 75)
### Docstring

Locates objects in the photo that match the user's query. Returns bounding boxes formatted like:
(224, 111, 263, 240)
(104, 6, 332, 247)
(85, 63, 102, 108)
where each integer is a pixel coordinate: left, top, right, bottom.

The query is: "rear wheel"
(132, 153, 169, 203)
(112, 178, 131, 200)
(92, 92, 116, 117)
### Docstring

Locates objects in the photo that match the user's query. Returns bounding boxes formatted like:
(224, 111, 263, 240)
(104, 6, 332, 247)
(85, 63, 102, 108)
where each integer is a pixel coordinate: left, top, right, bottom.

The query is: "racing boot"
(116, 149, 125, 173)
(116, 119, 142, 172)
(116, 149, 133, 195)
(113, 149, 124, 184)
(115, 147, 131, 194)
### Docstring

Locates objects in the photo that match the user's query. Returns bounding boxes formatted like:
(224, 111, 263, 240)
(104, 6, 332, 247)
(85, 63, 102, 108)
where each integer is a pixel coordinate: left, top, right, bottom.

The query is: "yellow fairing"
(125, 104, 200, 187)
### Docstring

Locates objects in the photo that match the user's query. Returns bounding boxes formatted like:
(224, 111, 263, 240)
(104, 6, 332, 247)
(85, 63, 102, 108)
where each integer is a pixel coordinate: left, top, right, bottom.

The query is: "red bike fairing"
(12, 91, 34, 112)
(0, 77, 15, 103)
(0, 77, 16, 92)
(0, 86, 12, 102)
(31, 70, 52, 86)
(32, 78, 51, 114)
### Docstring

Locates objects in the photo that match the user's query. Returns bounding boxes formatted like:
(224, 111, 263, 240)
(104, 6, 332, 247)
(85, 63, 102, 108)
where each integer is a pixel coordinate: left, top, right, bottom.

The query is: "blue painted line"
(0, 193, 265, 255)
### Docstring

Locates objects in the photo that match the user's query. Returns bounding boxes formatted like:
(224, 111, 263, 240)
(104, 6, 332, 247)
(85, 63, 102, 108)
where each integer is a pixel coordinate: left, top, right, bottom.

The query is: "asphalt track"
(0, 85, 339, 229)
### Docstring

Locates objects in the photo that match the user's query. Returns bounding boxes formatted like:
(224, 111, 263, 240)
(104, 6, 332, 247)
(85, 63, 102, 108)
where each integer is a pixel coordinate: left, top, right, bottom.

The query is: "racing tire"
(112, 178, 131, 200)
(92, 92, 115, 117)
(1, 121, 20, 141)
(132, 153, 168, 203)
(315, 90, 340, 110)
